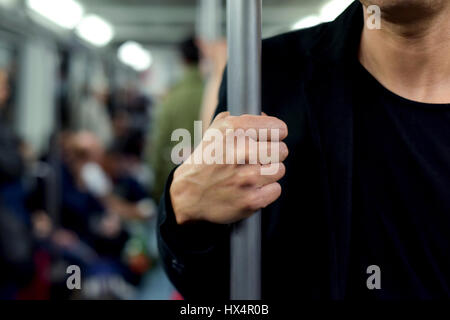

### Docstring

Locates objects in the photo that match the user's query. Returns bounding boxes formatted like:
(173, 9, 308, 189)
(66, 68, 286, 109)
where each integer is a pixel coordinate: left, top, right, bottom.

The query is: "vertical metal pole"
(227, 0, 262, 300)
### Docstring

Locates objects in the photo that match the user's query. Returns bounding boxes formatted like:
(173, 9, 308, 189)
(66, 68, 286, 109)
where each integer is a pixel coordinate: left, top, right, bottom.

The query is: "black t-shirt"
(347, 61, 450, 299)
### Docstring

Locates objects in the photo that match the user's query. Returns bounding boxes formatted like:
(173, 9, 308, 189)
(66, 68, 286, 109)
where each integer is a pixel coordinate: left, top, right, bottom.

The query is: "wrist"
(169, 168, 200, 225)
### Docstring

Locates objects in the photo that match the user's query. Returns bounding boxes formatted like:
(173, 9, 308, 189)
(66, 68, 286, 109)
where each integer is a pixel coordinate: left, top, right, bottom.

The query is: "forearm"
(200, 73, 224, 130)
(158, 170, 231, 299)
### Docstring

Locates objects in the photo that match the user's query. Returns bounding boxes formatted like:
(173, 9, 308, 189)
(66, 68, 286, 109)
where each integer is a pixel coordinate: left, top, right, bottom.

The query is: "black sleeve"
(157, 71, 231, 300)
(214, 68, 228, 118)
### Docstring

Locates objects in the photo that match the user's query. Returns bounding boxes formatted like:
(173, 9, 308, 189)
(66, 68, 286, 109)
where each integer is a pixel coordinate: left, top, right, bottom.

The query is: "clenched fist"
(170, 112, 289, 225)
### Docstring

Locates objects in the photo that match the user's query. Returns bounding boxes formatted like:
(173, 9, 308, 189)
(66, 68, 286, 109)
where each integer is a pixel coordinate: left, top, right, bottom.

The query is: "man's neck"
(359, 3, 450, 104)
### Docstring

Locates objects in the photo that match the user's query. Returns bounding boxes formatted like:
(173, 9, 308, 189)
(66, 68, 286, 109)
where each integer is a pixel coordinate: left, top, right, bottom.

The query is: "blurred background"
(0, 0, 353, 300)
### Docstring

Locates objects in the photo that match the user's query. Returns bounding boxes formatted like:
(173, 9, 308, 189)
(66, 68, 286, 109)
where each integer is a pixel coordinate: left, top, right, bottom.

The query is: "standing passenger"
(149, 37, 204, 201)
(159, 1, 450, 300)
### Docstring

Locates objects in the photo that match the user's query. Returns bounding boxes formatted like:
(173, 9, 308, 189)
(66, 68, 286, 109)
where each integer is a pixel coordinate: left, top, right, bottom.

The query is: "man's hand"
(170, 112, 288, 225)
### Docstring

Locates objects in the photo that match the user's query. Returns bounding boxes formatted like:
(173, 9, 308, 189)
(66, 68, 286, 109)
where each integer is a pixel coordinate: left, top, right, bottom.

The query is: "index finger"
(229, 114, 288, 141)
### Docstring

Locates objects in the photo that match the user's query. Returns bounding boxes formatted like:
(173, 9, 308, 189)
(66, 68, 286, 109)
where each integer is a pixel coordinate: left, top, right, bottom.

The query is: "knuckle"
(241, 175, 255, 186)
(238, 167, 259, 186)
(219, 116, 236, 131)
(214, 112, 227, 120)
(246, 171, 260, 185)
(227, 116, 239, 129)
(242, 192, 260, 211)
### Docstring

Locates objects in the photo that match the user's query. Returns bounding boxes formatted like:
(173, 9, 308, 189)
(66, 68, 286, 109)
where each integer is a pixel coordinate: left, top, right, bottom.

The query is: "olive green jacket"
(149, 66, 204, 201)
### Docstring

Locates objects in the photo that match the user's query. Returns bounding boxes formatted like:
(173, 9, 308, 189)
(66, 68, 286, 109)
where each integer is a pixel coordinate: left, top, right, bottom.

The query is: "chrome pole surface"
(227, 0, 262, 300)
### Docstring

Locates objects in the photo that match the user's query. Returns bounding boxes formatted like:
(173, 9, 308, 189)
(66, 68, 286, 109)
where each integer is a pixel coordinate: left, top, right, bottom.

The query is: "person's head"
(179, 37, 200, 66)
(102, 131, 144, 179)
(0, 69, 10, 109)
(66, 131, 104, 174)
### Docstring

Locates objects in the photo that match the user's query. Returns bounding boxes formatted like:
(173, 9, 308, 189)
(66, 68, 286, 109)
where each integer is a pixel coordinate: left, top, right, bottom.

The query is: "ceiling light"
(76, 14, 114, 47)
(118, 41, 153, 72)
(26, 0, 84, 30)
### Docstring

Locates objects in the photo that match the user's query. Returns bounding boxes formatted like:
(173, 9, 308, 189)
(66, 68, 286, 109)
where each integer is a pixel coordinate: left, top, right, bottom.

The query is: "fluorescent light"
(320, 0, 354, 23)
(118, 41, 153, 72)
(26, 0, 84, 30)
(291, 15, 321, 30)
(76, 15, 114, 47)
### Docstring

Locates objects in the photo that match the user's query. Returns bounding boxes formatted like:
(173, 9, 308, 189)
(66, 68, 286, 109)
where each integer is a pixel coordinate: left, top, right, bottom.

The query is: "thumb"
(214, 111, 230, 121)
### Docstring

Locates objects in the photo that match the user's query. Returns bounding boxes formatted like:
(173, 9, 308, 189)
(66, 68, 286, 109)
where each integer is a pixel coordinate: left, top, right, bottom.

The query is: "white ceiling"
(78, 0, 331, 46)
